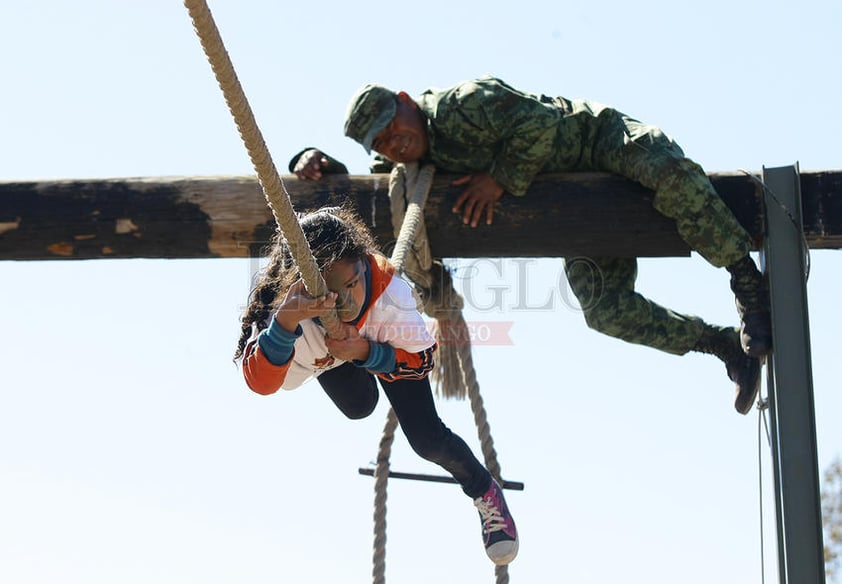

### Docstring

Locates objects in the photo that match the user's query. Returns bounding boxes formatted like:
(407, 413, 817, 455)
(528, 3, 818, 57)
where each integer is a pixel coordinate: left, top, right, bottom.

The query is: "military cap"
(343, 84, 396, 154)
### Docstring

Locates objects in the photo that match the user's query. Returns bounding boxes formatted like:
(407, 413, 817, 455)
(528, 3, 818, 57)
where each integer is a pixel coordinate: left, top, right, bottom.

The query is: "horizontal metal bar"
(358, 467, 525, 491)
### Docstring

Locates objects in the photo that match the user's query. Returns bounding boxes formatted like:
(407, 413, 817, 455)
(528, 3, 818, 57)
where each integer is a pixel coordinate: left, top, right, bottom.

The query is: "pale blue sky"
(1, 1, 840, 583)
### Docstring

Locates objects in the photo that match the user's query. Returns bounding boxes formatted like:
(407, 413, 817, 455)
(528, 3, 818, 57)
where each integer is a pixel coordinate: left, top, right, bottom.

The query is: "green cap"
(343, 84, 396, 154)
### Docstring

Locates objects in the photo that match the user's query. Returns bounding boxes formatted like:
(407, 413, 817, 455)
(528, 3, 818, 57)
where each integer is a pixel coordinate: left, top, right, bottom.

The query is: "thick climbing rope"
(184, 3, 511, 580)
(183, 0, 341, 337)
(387, 165, 465, 400)
(373, 162, 510, 584)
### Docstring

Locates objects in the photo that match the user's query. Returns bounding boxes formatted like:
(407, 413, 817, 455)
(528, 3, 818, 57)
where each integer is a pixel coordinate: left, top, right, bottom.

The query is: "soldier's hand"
(293, 149, 328, 180)
(451, 173, 505, 227)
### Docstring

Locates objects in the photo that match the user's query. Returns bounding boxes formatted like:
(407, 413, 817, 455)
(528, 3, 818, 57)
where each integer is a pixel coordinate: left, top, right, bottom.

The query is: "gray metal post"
(761, 163, 826, 584)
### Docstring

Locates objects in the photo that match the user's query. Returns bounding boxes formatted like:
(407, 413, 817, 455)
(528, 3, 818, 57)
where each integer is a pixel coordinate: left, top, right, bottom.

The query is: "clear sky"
(1, 1, 840, 583)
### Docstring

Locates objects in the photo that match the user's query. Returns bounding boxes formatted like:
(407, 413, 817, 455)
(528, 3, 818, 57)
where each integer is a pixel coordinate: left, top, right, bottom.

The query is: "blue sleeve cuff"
(355, 342, 396, 373)
(257, 318, 301, 366)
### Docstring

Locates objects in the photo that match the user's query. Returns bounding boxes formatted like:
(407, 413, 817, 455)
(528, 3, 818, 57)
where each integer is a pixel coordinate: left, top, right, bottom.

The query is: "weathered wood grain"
(1, 170, 840, 260)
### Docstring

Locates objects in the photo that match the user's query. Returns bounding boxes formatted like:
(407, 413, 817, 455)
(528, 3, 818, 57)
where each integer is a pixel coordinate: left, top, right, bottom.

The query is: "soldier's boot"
(726, 256, 772, 358)
(693, 325, 762, 415)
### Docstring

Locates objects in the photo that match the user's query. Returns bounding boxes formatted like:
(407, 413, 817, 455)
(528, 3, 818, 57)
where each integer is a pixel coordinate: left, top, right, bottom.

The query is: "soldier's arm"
(443, 77, 560, 196)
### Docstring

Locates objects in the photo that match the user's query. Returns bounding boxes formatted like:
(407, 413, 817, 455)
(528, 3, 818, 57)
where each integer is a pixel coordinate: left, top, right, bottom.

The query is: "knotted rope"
(184, 0, 341, 337)
(388, 164, 467, 400)
(373, 162, 510, 584)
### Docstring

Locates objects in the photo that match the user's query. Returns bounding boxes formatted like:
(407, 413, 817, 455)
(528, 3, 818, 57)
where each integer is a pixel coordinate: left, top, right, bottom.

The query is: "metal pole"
(358, 467, 525, 491)
(762, 163, 826, 584)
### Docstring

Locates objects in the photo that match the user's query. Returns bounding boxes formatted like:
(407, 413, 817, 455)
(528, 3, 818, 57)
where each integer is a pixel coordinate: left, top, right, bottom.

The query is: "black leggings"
(317, 362, 491, 498)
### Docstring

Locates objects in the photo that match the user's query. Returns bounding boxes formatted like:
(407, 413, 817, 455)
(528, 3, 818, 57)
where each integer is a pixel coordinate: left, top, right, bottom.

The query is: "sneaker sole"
(487, 539, 519, 566)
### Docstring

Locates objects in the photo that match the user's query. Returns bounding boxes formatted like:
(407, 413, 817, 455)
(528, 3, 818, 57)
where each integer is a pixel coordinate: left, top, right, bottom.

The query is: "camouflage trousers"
(564, 112, 752, 355)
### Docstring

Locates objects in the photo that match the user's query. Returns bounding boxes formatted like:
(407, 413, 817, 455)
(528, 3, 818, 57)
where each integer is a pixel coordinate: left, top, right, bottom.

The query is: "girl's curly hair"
(233, 206, 379, 360)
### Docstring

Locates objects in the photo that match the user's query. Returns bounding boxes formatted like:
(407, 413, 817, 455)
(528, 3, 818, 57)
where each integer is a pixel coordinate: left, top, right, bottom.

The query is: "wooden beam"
(1, 170, 840, 261)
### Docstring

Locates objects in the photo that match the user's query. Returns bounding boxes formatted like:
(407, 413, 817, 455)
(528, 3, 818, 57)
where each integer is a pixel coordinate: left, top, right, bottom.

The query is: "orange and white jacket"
(241, 254, 436, 395)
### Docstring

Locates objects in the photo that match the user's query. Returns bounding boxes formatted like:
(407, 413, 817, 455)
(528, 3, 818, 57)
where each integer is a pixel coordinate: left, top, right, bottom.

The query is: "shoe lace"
(475, 497, 508, 534)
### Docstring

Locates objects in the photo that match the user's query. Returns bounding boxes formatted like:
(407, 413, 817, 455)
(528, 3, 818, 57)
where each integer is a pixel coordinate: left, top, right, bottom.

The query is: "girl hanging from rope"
(233, 206, 518, 566)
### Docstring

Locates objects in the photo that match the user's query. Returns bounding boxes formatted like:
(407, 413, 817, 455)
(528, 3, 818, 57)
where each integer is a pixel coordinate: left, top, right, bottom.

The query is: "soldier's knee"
(565, 257, 604, 312)
(651, 158, 717, 220)
(581, 299, 622, 334)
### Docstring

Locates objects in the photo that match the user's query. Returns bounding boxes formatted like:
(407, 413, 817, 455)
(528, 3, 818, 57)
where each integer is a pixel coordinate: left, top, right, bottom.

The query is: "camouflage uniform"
(409, 76, 752, 355)
(329, 76, 767, 412)
(307, 77, 755, 356)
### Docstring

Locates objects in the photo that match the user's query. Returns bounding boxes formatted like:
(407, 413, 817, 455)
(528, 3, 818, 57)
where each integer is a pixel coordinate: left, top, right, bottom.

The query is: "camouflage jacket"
(290, 77, 644, 196)
(415, 76, 620, 196)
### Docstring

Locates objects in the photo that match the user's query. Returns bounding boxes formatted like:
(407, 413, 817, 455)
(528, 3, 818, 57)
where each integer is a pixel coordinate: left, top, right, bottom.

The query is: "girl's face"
(324, 258, 367, 322)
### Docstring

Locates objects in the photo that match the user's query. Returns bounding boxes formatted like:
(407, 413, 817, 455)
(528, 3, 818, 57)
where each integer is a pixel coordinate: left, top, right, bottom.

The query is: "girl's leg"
(317, 362, 379, 419)
(379, 375, 490, 498)
(381, 374, 519, 565)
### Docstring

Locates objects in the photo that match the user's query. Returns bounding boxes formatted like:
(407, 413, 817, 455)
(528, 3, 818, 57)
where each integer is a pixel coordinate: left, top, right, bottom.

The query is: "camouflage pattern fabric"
(415, 76, 750, 266)
(564, 256, 707, 355)
(297, 76, 754, 353)
(410, 76, 751, 352)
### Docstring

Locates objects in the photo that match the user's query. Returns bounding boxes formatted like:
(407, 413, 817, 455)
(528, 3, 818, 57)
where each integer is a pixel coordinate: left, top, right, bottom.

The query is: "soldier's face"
(370, 93, 428, 163)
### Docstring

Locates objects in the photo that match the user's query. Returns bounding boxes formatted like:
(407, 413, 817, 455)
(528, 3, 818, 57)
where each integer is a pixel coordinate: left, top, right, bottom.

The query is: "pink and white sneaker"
(473, 479, 519, 565)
